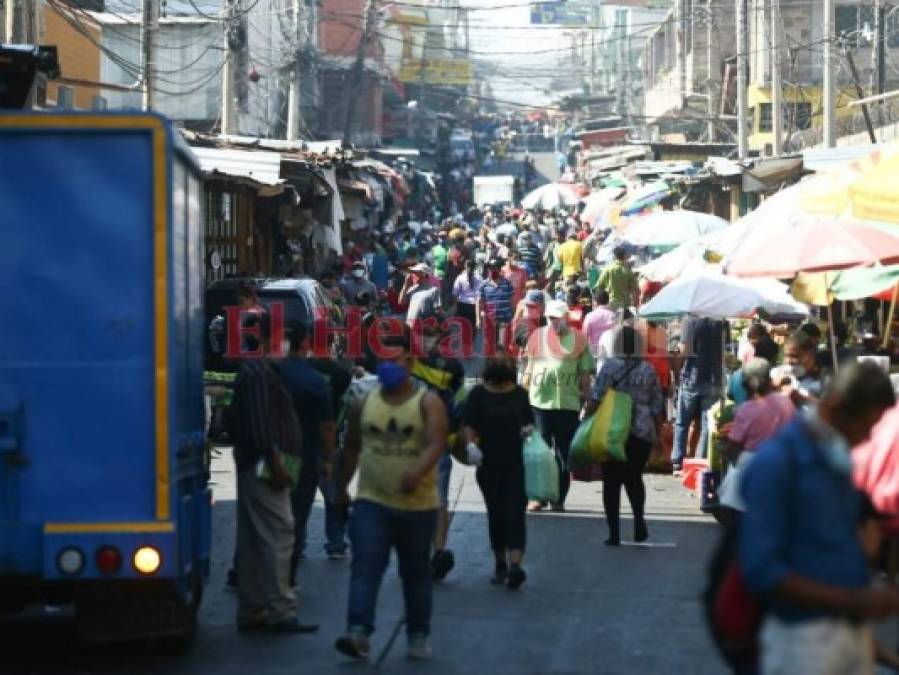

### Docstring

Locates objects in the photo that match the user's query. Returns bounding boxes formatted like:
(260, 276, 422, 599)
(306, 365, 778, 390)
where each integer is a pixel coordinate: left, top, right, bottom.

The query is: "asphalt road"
(479, 150, 560, 189)
(5, 449, 731, 675)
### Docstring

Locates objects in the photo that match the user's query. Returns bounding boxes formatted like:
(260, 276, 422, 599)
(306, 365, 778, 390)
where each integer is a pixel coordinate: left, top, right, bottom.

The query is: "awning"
(192, 147, 285, 190)
(742, 157, 803, 193)
(802, 144, 891, 173)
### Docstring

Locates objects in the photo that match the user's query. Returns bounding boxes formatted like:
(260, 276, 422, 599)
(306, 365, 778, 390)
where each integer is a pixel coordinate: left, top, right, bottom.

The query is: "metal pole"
(844, 47, 877, 143)
(221, 0, 237, 135)
(736, 0, 748, 157)
(141, 0, 157, 110)
(823, 0, 836, 147)
(342, 0, 377, 148)
(874, 0, 886, 126)
(286, 0, 303, 141)
(770, 0, 783, 156)
(707, 0, 716, 141)
(590, 31, 596, 95)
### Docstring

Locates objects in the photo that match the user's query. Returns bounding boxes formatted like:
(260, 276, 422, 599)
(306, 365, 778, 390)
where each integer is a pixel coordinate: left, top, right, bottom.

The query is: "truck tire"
(156, 572, 203, 655)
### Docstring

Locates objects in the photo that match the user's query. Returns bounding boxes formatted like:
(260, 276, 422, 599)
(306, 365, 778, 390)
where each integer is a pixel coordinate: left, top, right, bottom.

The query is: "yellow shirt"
(356, 386, 438, 511)
(557, 239, 584, 278)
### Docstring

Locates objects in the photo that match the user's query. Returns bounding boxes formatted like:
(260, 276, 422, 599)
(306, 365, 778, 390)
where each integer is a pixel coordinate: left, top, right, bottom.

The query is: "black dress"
(463, 385, 534, 552)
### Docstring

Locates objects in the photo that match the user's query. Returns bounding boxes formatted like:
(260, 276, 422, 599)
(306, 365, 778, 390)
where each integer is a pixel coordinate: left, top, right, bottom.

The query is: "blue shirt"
(738, 417, 869, 623)
(479, 278, 514, 323)
(727, 370, 749, 405)
(275, 358, 334, 463)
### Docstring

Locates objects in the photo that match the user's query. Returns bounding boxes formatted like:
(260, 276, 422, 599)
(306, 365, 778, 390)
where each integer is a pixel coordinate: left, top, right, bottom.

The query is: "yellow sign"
(398, 59, 471, 85)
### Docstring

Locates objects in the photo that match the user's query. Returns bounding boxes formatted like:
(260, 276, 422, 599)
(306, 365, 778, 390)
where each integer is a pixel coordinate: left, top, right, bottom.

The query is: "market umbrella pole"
(883, 282, 899, 350)
(828, 305, 839, 372)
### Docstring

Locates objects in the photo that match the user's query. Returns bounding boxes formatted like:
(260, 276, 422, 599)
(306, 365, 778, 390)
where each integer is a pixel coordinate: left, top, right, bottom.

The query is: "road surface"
(6, 450, 732, 675)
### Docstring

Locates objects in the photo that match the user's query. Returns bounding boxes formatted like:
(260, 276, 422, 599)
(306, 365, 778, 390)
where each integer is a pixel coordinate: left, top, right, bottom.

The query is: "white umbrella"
(521, 183, 579, 210)
(636, 241, 722, 283)
(639, 272, 809, 320)
(622, 210, 730, 248)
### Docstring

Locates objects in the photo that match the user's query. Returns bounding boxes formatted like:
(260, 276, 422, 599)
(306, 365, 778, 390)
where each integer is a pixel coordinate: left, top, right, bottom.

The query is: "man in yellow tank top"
(334, 331, 448, 662)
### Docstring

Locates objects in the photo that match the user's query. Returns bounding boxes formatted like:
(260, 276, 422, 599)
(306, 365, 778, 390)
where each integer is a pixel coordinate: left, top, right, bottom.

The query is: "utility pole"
(873, 0, 886, 126)
(286, 0, 303, 141)
(342, 0, 377, 148)
(845, 47, 877, 143)
(770, 0, 782, 155)
(590, 31, 596, 95)
(736, 0, 748, 157)
(706, 0, 716, 141)
(5, 0, 25, 43)
(141, 0, 158, 110)
(221, 0, 238, 136)
(823, 0, 836, 147)
(676, 0, 686, 107)
(617, 14, 626, 119)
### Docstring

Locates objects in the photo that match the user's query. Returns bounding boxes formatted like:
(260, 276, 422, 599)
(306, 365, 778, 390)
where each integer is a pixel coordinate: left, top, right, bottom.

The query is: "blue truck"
(0, 112, 211, 649)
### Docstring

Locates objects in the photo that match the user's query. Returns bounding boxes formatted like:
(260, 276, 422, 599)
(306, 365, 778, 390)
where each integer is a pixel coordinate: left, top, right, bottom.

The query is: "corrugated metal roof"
(191, 147, 283, 186)
(802, 144, 890, 172)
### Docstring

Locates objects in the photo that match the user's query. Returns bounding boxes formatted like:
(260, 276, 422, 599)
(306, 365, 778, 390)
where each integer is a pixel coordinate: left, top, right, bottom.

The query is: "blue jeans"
(290, 462, 348, 577)
(346, 499, 437, 637)
(672, 381, 721, 465)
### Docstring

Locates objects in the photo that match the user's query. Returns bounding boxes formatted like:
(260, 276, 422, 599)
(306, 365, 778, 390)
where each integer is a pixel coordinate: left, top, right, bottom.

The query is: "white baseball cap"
(545, 300, 569, 319)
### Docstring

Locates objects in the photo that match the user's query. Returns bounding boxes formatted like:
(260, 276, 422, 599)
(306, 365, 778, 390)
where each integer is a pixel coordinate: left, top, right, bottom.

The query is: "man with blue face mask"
(334, 330, 448, 662)
(739, 361, 899, 674)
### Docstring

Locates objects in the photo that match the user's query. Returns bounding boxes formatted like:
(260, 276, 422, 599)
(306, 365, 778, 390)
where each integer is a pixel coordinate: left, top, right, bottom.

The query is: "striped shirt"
(231, 358, 274, 471)
(518, 244, 542, 279)
(479, 278, 514, 323)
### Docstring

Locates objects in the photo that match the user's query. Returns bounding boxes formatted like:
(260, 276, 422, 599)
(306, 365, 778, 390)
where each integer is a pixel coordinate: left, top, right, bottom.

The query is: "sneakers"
(527, 500, 547, 512)
(431, 549, 455, 581)
(407, 634, 433, 661)
(335, 628, 370, 660)
(327, 550, 349, 561)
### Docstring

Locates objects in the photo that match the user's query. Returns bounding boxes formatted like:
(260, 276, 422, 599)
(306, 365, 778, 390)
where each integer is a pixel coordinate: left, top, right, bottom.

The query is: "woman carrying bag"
(461, 350, 535, 589)
(583, 326, 665, 546)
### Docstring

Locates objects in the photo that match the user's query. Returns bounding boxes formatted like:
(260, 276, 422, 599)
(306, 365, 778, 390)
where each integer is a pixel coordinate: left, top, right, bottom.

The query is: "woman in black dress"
(461, 350, 534, 589)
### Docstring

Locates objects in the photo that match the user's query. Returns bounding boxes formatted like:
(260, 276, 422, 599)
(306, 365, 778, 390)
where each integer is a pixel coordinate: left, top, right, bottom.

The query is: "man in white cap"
(522, 299, 594, 512)
(401, 263, 441, 330)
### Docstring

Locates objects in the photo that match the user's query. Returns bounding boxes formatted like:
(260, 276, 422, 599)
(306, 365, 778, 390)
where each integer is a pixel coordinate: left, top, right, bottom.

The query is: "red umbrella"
(725, 217, 899, 278)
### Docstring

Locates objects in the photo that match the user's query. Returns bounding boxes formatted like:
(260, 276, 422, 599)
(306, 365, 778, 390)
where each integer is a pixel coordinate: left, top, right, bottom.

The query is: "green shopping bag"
(523, 431, 560, 503)
(569, 416, 595, 466)
(588, 362, 639, 462)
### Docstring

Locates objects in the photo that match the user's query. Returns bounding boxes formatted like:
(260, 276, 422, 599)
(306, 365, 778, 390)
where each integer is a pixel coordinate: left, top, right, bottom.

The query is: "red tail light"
(95, 546, 122, 575)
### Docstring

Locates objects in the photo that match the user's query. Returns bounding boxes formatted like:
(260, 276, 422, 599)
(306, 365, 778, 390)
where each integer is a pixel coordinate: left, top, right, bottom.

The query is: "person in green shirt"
(594, 246, 638, 310)
(522, 300, 595, 512)
(430, 232, 448, 281)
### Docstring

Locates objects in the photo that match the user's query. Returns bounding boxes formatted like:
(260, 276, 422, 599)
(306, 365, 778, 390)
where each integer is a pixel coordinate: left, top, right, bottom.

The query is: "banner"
(529, 1, 591, 25)
(397, 59, 472, 85)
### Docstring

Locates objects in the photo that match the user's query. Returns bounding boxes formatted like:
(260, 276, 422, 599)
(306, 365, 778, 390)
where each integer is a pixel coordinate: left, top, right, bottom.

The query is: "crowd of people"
(222, 194, 899, 673)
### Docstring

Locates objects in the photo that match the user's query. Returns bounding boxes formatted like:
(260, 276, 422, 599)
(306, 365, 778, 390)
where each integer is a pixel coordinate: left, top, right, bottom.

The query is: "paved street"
(6, 451, 727, 675)
(480, 150, 560, 188)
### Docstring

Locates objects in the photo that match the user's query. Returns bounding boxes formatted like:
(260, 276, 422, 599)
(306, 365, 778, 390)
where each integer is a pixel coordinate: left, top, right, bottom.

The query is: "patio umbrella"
(622, 210, 730, 249)
(521, 182, 579, 210)
(724, 216, 899, 279)
(639, 272, 808, 320)
(620, 181, 673, 216)
(636, 241, 723, 283)
(580, 186, 625, 226)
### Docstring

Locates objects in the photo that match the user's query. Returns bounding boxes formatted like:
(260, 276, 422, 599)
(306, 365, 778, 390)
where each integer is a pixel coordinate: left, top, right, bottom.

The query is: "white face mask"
(352, 269, 365, 278)
(423, 336, 439, 352)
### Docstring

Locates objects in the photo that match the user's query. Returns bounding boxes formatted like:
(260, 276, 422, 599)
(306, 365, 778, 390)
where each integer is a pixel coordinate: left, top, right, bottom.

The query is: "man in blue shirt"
(276, 323, 340, 577)
(739, 362, 899, 673)
(477, 257, 514, 352)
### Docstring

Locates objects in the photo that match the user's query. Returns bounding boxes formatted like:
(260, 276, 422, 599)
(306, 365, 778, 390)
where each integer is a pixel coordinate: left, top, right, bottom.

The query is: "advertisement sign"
(397, 59, 472, 85)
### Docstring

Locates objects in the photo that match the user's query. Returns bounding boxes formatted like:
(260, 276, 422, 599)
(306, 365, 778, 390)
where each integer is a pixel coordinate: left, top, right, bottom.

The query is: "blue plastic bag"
(523, 431, 560, 503)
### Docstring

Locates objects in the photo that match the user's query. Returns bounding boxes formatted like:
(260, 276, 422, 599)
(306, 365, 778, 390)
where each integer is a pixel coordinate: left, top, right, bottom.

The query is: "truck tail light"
(133, 546, 161, 575)
(95, 546, 122, 575)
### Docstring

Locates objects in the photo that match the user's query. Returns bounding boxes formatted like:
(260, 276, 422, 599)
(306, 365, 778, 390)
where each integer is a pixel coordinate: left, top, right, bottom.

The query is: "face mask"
(376, 361, 407, 392)
(280, 339, 292, 357)
(352, 269, 365, 278)
(423, 336, 439, 353)
(786, 363, 806, 379)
